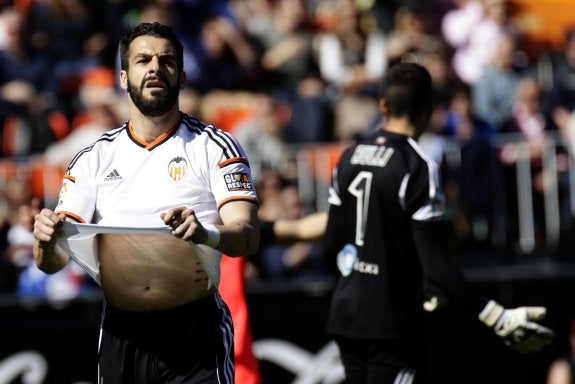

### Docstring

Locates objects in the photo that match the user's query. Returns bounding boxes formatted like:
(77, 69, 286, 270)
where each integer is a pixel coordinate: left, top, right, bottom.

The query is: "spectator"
(441, 0, 484, 61)
(416, 37, 467, 167)
(255, 183, 329, 280)
(250, 0, 316, 92)
(256, 167, 291, 221)
(311, 0, 389, 143)
(472, 30, 525, 132)
(442, 0, 520, 85)
(384, 5, 429, 67)
(543, 27, 575, 156)
(185, 15, 258, 92)
(0, 4, 15, 49)
(169, 0, 236, 47)
(27, 0, 111, 108)
(0, 168, 30, 291)
(41, 66, 125, 170)
(313, 0, 387, 97)
(13, 197, 89, 307)
(441, 86, 497, 247)
(0, 6, 66, 157)
(499, 76, 569, 252)
(233, 93, 296, 181)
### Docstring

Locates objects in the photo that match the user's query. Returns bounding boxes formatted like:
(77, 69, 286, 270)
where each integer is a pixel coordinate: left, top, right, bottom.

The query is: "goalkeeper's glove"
(478, 300, 555, 353)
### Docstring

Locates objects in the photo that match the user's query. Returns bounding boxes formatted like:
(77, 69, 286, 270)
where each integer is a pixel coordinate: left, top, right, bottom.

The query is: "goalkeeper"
(321, 62, 554, 384)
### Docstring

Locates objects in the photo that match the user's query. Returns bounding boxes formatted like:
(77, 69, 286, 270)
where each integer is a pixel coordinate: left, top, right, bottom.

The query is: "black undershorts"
(98, 292, 234, 384)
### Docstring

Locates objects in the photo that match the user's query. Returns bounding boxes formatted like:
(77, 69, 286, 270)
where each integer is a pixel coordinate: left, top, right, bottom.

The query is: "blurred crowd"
(1, 0, 575, 303)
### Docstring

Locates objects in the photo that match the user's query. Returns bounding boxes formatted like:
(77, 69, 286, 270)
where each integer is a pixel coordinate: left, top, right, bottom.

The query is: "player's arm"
(163, 200, 260, 257)
(260, 211, 328, 246)
(216, 200, 260, 257)
(413, 218, 554, 353)
(412, 219, 488, 313)
(32, 208, 71, 274)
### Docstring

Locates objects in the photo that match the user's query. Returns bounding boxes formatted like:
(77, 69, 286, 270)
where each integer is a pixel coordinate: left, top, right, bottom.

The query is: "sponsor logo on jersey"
(57, 179, 75, 206)
(168, 156, 188, 181)
(224, 172, 253, 191)
(354, 260, 379, 275)
(337, 244, 380, 276)
(57, 182, 68, 206)
(104, 169, 122, 182)
(337, 244, 357, 277)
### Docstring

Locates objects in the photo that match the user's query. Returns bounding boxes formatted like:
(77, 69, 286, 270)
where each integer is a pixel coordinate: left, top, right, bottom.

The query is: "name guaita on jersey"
(224, 172, 254, 191)
(351, 144, 395, 168)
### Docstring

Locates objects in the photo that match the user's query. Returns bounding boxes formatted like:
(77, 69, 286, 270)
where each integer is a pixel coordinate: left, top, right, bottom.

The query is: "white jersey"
(54, 113, 258, 286)
(55, 113, 258, 225)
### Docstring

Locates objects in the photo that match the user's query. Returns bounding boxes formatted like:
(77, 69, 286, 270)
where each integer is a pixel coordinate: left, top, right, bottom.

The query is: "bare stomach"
(98, 233, 216, 312)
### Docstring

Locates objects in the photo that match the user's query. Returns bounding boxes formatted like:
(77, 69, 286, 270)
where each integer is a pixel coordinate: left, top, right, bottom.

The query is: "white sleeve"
(54, 154, 97, 223)
(207, 131, 258, 208)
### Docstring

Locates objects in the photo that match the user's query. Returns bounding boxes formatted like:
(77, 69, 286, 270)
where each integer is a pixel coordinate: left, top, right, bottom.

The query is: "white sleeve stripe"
(399, 173, 410, 210)
(407, 137, 442, 201)
(182, 116, 242, 159)
(393, 367, 416, 384)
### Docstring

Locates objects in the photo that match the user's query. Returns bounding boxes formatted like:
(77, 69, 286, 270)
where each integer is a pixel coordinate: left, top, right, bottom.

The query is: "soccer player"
(32, 22, 260, 383)
(321, 62, 554, 383)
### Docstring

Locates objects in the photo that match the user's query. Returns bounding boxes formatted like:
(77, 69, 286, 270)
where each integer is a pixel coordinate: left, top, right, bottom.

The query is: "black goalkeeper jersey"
(324, 129, 486, 340)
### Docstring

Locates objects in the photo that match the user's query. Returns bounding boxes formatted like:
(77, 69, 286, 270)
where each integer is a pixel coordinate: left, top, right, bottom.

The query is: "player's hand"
(162, 207, 202, 241)
(161, 207, 219, 247)
(478, 300, 554, 353)
(33, 208, 64, 246)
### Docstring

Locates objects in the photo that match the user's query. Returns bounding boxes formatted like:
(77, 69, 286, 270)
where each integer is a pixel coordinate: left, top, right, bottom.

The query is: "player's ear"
(379, 99, 388, 115)
(119, 70, 128, 90)
(179, 71, 186, 89)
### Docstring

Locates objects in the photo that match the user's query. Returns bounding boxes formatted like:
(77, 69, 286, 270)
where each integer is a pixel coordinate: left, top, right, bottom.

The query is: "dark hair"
(119, 22, 184, 71)
(381, 62, 433, 131)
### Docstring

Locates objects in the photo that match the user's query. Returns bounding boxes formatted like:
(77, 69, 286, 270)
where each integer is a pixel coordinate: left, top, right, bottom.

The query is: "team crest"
(168, 156, 188, 181)
(224, 172, 253, 191)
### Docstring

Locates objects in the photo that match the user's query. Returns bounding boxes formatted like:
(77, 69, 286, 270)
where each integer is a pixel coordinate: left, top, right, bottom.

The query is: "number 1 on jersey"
(348, 171, 373, 246)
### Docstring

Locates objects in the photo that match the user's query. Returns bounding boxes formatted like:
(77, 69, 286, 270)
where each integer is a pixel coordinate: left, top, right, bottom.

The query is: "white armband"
(204, 224, 221, 248)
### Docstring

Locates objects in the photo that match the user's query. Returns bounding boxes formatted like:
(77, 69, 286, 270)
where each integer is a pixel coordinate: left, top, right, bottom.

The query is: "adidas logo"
(104, 169, 122, 181)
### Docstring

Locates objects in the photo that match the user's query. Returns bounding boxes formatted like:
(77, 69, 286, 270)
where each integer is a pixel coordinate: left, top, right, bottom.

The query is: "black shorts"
(334, 335, 425, 384)
(98, 292, 234, 384)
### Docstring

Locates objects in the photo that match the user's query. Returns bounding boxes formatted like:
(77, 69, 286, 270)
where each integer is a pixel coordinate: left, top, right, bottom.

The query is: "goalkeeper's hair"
(381, 62, 433, 133)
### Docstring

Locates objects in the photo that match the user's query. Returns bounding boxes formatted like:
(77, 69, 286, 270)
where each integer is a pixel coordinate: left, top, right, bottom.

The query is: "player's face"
(122, 36, 182, 117)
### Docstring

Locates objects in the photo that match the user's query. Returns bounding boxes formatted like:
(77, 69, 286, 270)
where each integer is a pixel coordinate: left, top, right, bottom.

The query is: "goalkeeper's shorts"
(334, 335, 423, 384)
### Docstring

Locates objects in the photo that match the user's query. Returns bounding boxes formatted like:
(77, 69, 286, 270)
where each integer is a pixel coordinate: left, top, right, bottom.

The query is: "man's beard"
(127, 77, 179, 117)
